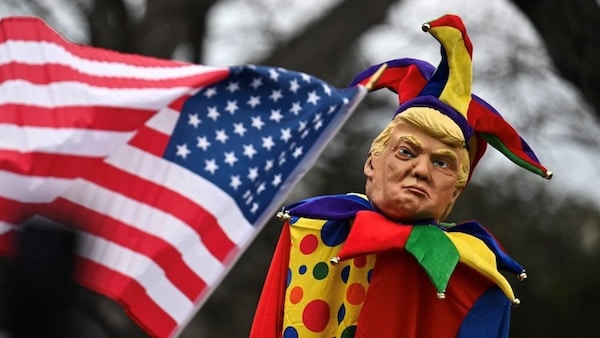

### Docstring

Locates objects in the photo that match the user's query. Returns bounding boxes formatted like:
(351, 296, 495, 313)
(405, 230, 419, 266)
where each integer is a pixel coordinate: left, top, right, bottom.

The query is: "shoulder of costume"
(436, 220, 527, 305)
(283, 193, 372, 220)
(444, 220, 526, 277)
(277, 194, 527, 304)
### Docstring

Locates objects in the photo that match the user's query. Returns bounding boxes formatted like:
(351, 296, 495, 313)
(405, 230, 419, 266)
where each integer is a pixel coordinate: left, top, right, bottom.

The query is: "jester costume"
(251, 193, 523, 338)
(250, 14, 551, 338)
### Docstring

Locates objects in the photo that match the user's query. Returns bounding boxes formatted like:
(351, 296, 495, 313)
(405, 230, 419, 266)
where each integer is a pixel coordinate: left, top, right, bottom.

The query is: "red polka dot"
(346, 283, 366, 305)
(302, 299, 330, 332)
(290, 286, 303, 304)
(299, 234, 319, 255)
(353, 255, 366, 268)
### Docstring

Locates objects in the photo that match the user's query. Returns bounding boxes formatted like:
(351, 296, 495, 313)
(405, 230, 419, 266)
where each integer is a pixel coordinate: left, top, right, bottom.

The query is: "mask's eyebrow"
(395, 135, 422, 150)
(433, 149, 459, 167)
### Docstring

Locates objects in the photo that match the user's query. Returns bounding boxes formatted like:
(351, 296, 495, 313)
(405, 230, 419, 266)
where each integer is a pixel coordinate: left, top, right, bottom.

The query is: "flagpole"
(364, 63, 387, 91)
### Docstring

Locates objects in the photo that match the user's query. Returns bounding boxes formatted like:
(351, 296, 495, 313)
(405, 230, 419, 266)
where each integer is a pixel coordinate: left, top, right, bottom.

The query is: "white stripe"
(77, 232, 193, 323)
(0, 171, 72, 203)
(0, 41, 220, 80)
(0, 221, 15, 235)
(61, 179, 225, 284)
(106, 144, 255, 245)
(0, 124, 133, 155)
(0, 80, 194, 110)
(146, 106, 179, 135)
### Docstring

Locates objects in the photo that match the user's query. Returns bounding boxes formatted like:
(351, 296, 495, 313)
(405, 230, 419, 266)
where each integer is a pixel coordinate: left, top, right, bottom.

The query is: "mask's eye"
(433, 160, 449, 169)
(397, 147, 414, 158)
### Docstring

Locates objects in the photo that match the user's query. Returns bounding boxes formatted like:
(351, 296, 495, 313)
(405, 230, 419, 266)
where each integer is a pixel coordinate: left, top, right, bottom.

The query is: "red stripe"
(129, 127, 171, 157)
(75, 257, 177, 338)
(84, 162, 236, 262)
(127, 97, 185, 157)
(0, 197, 46, 225)
(0, 62, 223, 89)
(0, 150, 104, 178)
(0, 17, 191, 68)
(169, 94, 192, 112)
(0, 194, 209, 310)
(47, 198, 207, 301)
(0, 231, 17, 256)
(0, 103, 153, 130)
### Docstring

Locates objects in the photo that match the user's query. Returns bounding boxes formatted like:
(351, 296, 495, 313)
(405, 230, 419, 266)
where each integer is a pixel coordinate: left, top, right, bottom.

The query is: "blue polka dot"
(337, 303, 346, 324)
(286, 268, 292, 287)
(299, 265, 307, 274)
(283, 326, 299, 338)
(367, 268, 374, 283)
(321, 220, 350, 246)
(341, 265, 350, 283)
(290, 216, 300, 224)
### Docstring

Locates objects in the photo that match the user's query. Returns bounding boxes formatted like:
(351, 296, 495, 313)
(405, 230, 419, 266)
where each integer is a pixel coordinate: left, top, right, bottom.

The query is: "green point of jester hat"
(350, 14, 553, 182)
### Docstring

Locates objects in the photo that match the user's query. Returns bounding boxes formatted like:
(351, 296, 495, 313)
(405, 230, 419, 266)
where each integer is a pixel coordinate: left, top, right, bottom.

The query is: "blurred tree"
(449, 175, 600, 338)
(511, 0, 600, 116)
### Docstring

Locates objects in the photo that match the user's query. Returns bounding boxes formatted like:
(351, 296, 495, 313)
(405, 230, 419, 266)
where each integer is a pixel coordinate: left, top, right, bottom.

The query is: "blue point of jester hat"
(350, 14, 553, 182)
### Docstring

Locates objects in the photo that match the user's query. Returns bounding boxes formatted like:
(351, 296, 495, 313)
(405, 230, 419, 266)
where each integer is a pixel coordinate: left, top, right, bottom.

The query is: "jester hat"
(351, 14, 552, 181)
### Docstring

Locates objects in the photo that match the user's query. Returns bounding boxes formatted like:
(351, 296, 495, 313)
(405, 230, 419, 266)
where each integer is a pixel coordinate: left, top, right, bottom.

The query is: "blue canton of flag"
(164, 65, 364, 224)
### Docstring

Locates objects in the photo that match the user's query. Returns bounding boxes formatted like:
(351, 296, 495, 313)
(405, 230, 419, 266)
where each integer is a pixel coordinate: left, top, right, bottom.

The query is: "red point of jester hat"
(422, 14, 473, 57)
(350, 14, 553, 181)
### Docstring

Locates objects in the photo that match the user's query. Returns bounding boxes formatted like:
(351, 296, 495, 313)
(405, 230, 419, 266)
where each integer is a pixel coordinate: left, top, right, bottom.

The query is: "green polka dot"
(341, 325, 356, 338)
(313, 262, 329, 280)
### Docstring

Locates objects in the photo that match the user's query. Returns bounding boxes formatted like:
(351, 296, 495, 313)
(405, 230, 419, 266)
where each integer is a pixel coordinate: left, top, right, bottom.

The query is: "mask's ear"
(451, 185, 464, 203)
(364, 154, 375, 177)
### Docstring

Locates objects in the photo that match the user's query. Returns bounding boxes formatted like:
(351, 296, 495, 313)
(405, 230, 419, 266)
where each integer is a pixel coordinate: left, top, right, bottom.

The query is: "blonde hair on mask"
(369, 106, 470, 188)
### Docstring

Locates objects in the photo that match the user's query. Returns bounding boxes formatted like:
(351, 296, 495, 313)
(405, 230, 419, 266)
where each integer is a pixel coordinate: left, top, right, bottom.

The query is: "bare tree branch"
(259, 0, 399, 84)
(510, 0, 600, 118)
(84, 0, 133, 53)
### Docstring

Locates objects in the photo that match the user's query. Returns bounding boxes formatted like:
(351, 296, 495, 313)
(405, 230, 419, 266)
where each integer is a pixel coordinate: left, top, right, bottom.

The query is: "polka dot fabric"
(282, 216, 375, 337)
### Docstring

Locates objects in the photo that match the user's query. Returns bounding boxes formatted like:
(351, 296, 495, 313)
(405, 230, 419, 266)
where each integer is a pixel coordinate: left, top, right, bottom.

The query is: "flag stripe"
(0, 62, 224, 89)
(74, 258, 177, 337)
(0, 103, 153, 130)
(0, 171, 72, 204)
(80, 161, 237, 261)
(58, 180, 226, 285)
(0, 19, 194, 68)
(104, 144, 254, 245)
(0, 80, 201, 110)
(1, 191, 216, 306)
(0, 125, 134, 155)
(0, 230, 16, 255)
(144, 106, 181, 137)
(128, 126, 172, 157)
(50, 198, 208, 301)
(76, 232, 195, 322)
(75, 257, 177, 338)
(0, 221, 13, 235)
(0, 40, 226, 80)
(0, 151, 102, 178)
(127, 106, 182, 156)
(0, 197, 44, 226)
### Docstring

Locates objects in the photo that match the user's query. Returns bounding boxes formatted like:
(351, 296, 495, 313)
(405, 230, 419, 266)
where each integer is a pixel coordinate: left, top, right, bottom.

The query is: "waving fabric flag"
(0, 17, 367, 337)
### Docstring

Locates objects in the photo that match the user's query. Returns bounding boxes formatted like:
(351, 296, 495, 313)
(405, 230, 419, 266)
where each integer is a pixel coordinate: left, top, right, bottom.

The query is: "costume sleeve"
(457, 287, 511, 338)
(249, 223, 291, 338)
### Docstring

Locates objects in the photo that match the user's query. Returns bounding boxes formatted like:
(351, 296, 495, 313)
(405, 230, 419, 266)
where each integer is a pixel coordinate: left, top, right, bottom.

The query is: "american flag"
(0, 17, 366, 337)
